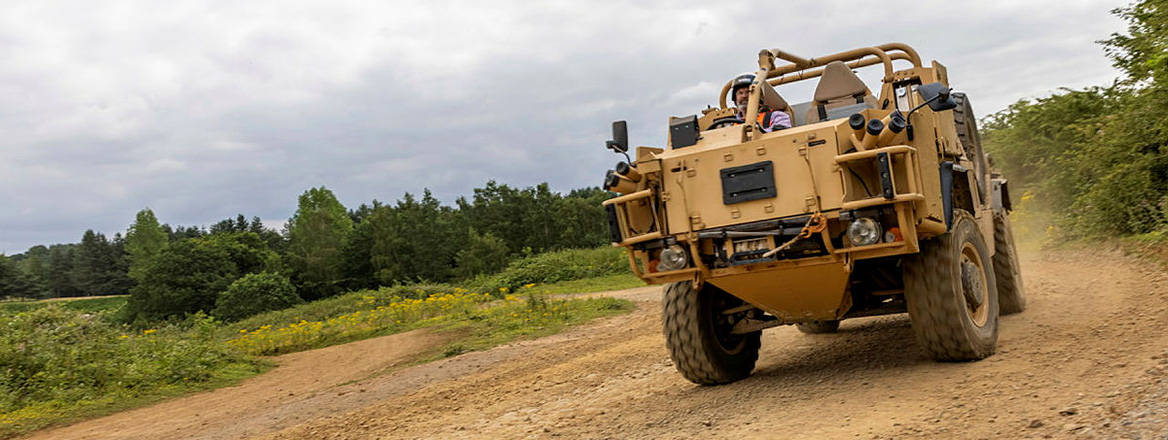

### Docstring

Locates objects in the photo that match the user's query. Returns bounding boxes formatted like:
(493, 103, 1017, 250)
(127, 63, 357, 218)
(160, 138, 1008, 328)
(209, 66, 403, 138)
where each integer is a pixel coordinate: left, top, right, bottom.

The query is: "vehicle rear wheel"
(663, 280, 760, 385)
(993, 212, 1026, 314)
(903, 211, 999, 361)
(796, 320, 840, 334)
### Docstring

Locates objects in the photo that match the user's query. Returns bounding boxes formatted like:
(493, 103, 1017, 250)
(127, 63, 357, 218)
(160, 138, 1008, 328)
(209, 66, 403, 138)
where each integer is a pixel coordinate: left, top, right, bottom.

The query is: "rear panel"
(659, 123, 845, 232)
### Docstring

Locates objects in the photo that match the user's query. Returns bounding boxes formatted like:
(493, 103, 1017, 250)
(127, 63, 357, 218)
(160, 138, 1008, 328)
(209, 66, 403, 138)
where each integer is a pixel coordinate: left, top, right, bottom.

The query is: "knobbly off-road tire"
(992, 212, 1026, 315)
(663, 281, 760, 385)
(903, 211, 999, 361)
(953, 93, 989, 203)
(796, 320, 841, 334)
(952, 93, 981, 154)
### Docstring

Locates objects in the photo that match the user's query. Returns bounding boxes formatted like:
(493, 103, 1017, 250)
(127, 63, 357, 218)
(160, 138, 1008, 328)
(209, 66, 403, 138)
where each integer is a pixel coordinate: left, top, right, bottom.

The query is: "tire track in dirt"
(25, 248, 1168, 439)
(257, 248, 1168, 440)
(24, 329, 454, 440)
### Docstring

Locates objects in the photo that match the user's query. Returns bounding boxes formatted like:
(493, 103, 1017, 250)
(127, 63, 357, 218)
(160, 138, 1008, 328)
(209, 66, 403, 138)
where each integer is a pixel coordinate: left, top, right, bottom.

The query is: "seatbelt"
(817, 104, 827, 120)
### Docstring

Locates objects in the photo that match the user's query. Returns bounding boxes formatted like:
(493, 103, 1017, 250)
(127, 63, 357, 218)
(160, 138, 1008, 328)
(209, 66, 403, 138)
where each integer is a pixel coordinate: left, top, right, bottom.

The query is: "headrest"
(813, 61, 871, 103)
(758, 80, 791, 112)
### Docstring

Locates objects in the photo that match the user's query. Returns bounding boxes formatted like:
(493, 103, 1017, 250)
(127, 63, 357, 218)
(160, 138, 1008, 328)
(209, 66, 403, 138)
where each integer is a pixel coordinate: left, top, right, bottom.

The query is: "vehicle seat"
(805, 61, 877, 123)
(790, 101, 813, 126)
(757, 80, 794, 126)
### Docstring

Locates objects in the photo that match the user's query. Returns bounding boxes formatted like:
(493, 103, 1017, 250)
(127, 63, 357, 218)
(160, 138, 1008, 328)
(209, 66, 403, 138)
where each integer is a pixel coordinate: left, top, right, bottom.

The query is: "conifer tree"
(125, 209, 169, 284)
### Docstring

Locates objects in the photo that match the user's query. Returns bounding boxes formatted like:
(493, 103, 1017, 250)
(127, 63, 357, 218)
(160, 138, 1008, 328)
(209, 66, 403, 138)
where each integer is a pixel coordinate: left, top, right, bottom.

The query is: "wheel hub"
(710, 296, 749, 354)
(961, 260, 984, 308)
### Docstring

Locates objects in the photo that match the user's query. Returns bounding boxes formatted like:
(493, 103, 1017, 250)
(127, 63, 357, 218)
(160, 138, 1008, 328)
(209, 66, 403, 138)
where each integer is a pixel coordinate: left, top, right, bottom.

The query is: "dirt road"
(28, 248, 1168, 439)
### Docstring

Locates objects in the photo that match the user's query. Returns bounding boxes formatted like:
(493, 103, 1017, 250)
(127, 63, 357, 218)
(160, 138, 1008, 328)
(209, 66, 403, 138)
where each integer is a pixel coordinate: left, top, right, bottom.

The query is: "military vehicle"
(599, 43, 1025, 385)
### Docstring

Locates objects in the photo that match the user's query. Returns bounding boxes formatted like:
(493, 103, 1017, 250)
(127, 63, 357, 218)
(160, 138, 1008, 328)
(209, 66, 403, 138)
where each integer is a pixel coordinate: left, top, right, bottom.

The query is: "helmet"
(731, 73, 756, 95)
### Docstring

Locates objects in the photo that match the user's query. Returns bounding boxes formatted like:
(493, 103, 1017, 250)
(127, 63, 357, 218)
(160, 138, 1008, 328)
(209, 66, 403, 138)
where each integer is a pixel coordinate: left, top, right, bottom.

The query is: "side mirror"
(606, 120, 629, 153)
(917, 82, 958, 112)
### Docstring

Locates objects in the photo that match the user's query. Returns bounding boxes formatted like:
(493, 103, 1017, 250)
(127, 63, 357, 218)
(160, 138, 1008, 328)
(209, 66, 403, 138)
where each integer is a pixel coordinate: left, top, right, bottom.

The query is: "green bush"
(213, 272, 302, 322)
(466, 247, 628, 294)
(981, 0, 1168, 238)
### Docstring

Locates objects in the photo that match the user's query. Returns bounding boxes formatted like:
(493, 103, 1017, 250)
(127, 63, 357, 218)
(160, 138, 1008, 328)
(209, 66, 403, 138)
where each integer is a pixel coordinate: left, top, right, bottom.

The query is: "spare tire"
(952, 93, 989, 204)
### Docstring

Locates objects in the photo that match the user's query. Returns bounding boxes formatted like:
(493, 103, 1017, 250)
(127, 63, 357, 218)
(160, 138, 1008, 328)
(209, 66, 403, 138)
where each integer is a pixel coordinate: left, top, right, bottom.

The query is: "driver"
(732, 73, 792, 133)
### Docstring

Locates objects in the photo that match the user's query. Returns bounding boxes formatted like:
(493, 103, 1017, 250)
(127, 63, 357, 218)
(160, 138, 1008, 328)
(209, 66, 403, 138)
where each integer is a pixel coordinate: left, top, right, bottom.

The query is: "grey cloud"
(0, 0, 1127, 253)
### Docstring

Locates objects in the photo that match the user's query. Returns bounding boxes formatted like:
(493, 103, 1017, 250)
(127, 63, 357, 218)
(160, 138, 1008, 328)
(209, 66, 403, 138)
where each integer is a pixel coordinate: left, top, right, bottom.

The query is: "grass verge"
(226, 287, 635, 357)
(0, 296, 127, 316)
(429, 295, 633, 359)
(0, 362, 264, 439)
(0, 308, 267, 439)
(463, 246, 630, 293)
(528, 273, 643, 295)
(1, 275, 638, 438)
(224, 271, 641, 342)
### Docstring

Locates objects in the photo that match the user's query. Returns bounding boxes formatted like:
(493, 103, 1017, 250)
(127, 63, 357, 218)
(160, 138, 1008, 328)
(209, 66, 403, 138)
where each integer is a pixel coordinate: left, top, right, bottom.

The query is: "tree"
(209, 214, 251, 235)
(72, 230, 123, 296)
(16, 245, 51, 298)
(558, 187, 613, 249)
(165, 224, 205, 241)
(0, 255, 42, 299)
(125, 238, 239, 322)
(286, 187, 353, 299)
(457, 181, 611, 254)
(341, 209, 379, 291)
(46, 245, 81, 298)
(454, 230, 510, 278)
(457, 181, 559, 254)
(248, 216, 286, 252)
(208, 214, 284, 252)
(368, 190, 464, 284)
(124, 232, 276, 322)
(107, 233, 133, 294)
(1102, 0, 1168, 88)
(125, 209, 169, 284)
(980, 0, 1168, 235)
(202, 232, 276, 276)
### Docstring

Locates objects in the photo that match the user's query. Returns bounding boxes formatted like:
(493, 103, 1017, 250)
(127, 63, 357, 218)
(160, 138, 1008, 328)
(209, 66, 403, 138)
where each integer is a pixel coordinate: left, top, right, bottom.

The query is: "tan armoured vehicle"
(600, 43, 1025, 385)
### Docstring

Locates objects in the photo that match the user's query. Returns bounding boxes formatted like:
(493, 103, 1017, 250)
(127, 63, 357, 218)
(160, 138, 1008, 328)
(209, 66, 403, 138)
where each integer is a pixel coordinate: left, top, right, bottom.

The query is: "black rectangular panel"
(604, 204, 622, 243)
(720, 161, 776, 205)
(669, 115, 699, 149)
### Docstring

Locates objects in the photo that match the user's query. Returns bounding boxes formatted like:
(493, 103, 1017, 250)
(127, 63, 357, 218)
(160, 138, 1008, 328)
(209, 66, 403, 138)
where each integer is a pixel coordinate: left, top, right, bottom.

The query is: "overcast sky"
(0, 0, 1129, 253)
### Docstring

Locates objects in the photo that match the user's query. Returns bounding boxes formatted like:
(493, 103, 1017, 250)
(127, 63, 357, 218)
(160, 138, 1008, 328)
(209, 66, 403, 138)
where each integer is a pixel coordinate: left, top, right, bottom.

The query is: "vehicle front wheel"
(903, 211, 999, 361)
(663, 281, 760, 385)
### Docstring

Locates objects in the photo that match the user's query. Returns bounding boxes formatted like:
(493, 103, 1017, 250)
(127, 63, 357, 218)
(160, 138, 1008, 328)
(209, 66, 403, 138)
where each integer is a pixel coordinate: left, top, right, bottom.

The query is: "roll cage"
(715, 43, 929, 133)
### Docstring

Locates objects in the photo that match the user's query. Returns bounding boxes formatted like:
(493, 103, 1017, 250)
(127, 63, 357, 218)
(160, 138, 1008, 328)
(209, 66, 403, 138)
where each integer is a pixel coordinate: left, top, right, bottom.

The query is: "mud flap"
(991, 178, 1011, 212)
(940, 162, 954, 230)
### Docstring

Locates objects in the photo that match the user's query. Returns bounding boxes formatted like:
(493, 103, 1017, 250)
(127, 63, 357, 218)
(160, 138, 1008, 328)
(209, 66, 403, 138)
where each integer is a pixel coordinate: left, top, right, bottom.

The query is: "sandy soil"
(24, 329, 453, 440)
(26, 248, 1168, 440)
